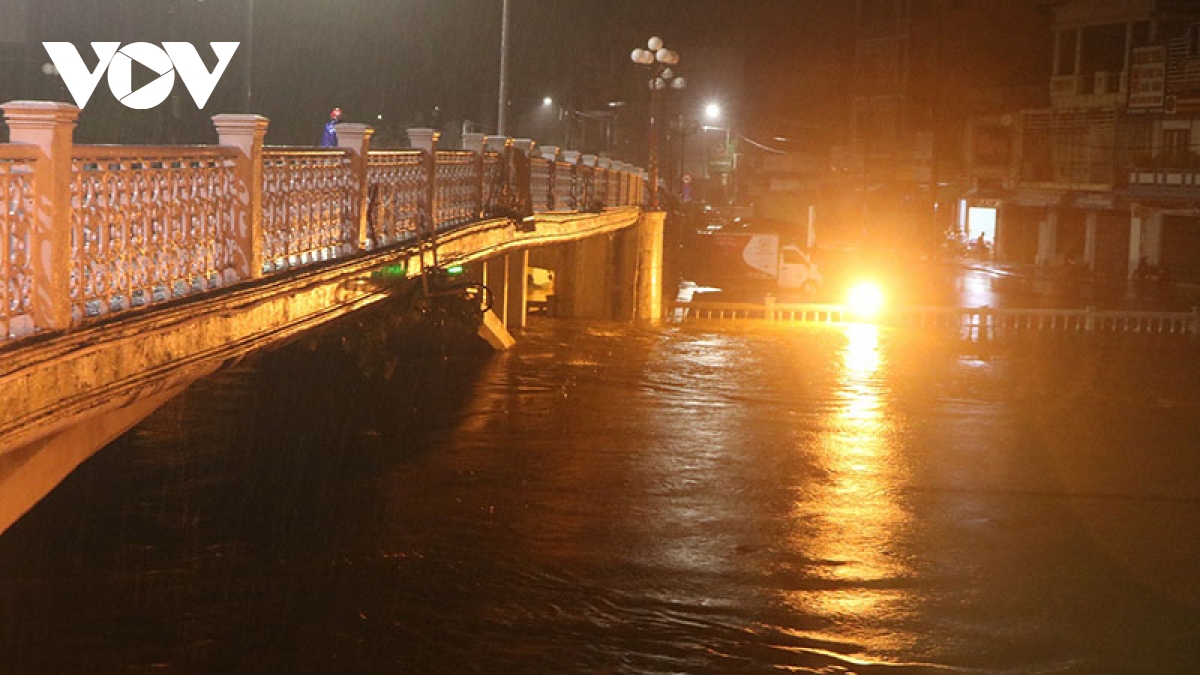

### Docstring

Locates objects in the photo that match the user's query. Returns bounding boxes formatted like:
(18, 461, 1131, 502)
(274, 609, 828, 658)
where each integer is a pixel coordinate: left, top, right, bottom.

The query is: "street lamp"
(630, 36, 685, 210)
(701, 101, 733, 203)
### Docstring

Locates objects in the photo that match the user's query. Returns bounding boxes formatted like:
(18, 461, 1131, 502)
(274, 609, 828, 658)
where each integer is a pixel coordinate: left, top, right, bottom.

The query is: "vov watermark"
(42, 42, 240, 110)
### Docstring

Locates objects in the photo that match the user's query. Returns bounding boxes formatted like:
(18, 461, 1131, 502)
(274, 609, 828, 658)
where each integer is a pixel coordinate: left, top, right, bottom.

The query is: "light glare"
(846, 281, 885, 319)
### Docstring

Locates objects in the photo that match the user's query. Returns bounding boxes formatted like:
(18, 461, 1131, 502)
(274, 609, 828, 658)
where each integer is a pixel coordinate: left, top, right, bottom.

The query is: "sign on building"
(1129, 46, 1167, 110)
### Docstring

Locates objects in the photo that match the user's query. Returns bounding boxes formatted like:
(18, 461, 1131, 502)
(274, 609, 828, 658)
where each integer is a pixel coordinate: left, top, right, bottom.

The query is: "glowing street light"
(704, 102, 722, 121)
(542, 96, 554, 107)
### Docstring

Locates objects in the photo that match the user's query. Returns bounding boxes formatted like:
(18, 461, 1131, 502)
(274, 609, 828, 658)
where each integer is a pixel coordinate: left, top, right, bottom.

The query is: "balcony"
(1050, 71, 1129, 109)
(1125, 165, 1200, 198)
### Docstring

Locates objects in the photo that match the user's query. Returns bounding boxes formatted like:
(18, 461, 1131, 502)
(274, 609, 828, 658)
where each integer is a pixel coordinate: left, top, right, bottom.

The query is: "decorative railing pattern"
(481, 151, 505, 216)
(366, 150, 426, 248)
(594, 168, 609, 209)
(261, 148, 357, 272)
(1, 146, 38, 339)
(70, 146, 241, 320)
(530, 157, 552, 213)
(553, 161, 576, 210)
(434, 150, 479, 230)
(0, 104, 646, 344)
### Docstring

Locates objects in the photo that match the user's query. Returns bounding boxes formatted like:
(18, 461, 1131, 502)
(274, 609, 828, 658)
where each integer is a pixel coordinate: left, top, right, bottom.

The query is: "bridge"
(0, 101, 662, 534)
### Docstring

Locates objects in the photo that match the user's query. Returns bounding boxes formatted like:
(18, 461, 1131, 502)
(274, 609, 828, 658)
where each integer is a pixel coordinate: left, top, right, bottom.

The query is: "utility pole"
(497, 0, 510, 135)
(243, 0, 254, 113)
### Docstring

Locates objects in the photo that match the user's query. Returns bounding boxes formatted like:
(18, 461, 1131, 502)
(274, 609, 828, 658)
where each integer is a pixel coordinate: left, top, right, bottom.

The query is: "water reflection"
(786, 324, 916, 655)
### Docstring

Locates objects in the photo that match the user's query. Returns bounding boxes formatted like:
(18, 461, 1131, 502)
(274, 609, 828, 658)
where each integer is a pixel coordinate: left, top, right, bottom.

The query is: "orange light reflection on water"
(784, 324, 916, 655)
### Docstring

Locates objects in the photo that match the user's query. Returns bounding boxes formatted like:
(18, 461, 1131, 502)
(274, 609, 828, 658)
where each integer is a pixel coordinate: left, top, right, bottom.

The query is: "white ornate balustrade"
(0, 146, 37, 339)
(366, 150, 426, 249)
(70, 146, 242, 318)
(434, 150, 481, 230)
(261, 148, 357, 272)
(0, 101, 648, 344)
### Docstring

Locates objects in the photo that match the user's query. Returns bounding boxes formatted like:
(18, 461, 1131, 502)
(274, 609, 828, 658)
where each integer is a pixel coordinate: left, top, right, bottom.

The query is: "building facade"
(851, 0, 1054, 253)
(973, 0, 1200, 281)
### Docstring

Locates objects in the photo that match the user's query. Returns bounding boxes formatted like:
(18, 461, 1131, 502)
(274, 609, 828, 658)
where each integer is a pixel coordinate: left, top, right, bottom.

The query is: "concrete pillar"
(613, 226, 639, 320)
(335, 123, 375, 251)
(1129, 206, 1163, 276)
(2, 101, 80, 332)
(993, 205, 1008, 261)
(635, 211, 666, 321)
(1143, 211, 1163, 266)
(505, 250, 528, 331)
(563, 235, 611, 319)
(1083, 211, 1098, 271)
(212, 113, 270, 280)
(484, 256, 509, 324)
(1036, 207, 1058, 266)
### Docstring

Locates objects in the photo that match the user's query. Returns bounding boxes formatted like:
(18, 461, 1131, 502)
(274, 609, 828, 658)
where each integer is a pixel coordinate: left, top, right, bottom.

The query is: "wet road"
(1, 309, 1199, 673)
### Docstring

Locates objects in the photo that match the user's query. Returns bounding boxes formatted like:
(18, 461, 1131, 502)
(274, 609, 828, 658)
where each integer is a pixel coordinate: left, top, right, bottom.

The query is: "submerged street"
(1, 305, 1199, 673)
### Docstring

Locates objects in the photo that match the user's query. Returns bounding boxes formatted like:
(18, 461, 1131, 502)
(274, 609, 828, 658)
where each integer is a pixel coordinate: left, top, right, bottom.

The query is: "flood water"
(2, 310, 1199, 674)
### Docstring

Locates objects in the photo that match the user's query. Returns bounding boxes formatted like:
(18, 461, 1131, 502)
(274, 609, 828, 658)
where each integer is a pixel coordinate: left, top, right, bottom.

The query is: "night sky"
(2, 0, 855, 152)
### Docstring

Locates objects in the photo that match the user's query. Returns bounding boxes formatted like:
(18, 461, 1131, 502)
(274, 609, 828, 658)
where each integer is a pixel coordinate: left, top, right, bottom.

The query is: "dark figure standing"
(320, 108, 342, 147)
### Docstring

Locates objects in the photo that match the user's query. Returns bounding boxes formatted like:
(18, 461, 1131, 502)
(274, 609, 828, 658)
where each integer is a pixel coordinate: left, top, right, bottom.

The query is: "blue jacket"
(320, 119, 339, 147)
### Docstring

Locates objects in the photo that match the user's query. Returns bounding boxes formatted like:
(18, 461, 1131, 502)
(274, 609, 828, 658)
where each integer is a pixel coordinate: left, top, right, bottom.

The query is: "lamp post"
(244, 0, 254, 113)
(702, 101, 734, 204)
(497, 0, 511, 134)
(630, 36, 685, 211)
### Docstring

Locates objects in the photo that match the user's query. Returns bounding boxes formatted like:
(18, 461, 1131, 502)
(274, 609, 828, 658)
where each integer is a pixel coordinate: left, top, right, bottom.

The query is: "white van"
(778, 245, 822, 296)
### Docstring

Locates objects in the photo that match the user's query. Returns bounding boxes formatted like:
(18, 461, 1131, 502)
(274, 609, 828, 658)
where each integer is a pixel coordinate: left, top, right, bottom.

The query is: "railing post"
(539, 146, 559, 209)
(511, 139, 535, 217)
(2, 101, 80, 331)
(211, 113, 270, 280)
(561, 150, 580, 210)
(407, 127, 440, 237)
(598, 157, 612, 207)
(334, 123, 375, 251)
(581, 154, 598, 210)
(463, 132, 486, 217)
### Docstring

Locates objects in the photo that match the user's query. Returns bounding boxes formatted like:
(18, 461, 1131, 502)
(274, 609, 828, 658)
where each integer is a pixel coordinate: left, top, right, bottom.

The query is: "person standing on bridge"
(320, 107, 343, 147)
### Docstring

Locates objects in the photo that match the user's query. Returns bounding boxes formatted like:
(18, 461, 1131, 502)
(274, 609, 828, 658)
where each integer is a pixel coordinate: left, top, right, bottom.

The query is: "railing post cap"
(485, 135, 512, 152)
(407, 127, 440, 140)
(211, 113, 270, 139)
(335, 122, 374, 136)
(462, 132, 486, 152)
(2, 100, 81, 126)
